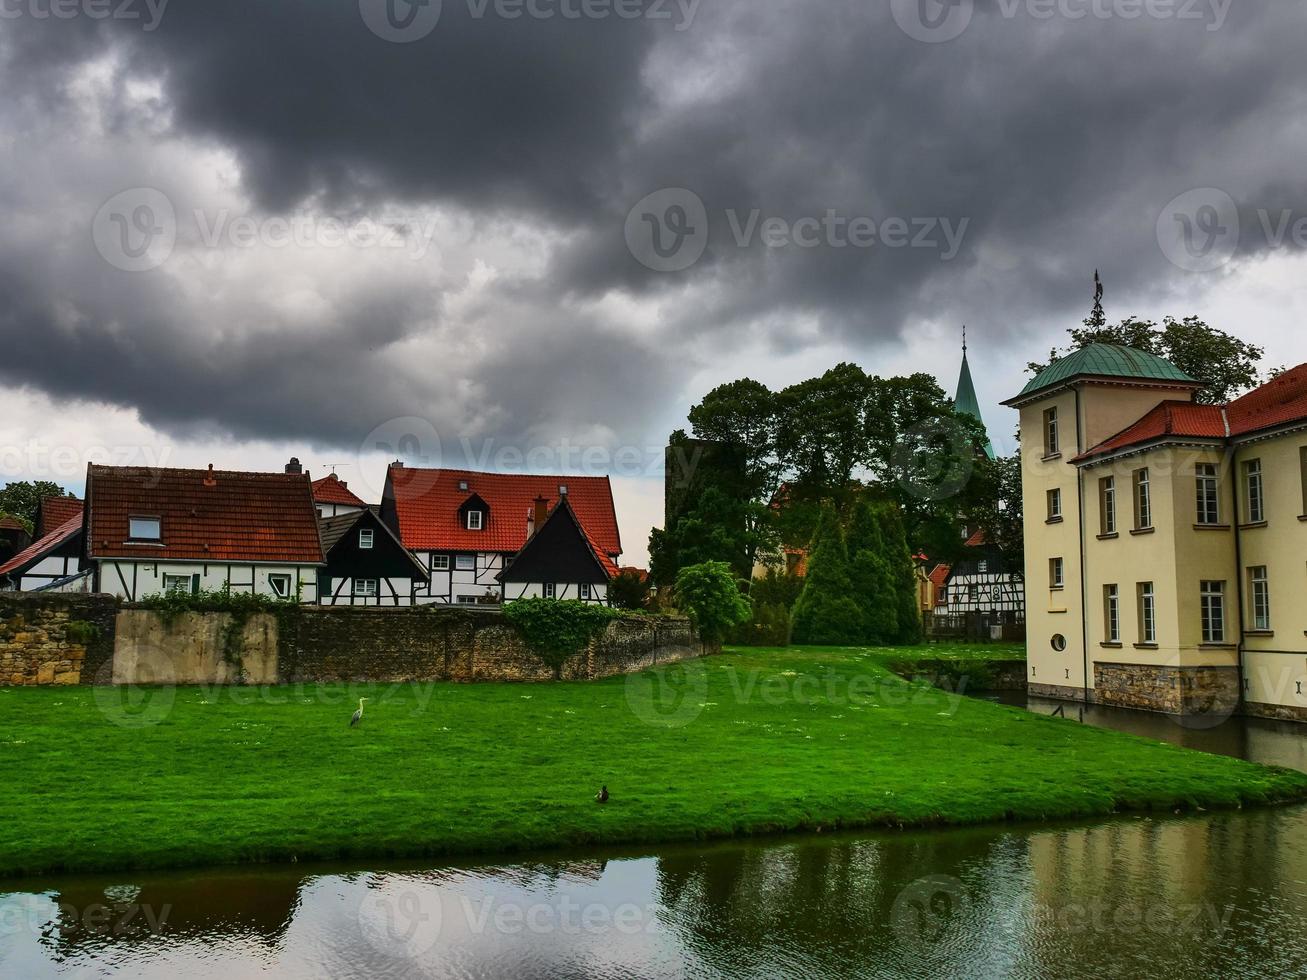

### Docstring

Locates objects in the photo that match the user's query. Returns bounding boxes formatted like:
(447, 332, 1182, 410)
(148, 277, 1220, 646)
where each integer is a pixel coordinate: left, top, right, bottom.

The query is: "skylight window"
(129, 517, 161, 541)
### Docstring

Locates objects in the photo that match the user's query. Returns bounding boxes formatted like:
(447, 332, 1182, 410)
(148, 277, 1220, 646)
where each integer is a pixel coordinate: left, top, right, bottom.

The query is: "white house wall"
(15, 555, 82, 592)
(96, 560, 319, 603)
(413, 552, 511, 605)
(940, 571, 1025, 616)
(319, 575, 419, 606)
(502, 582, 610, 604)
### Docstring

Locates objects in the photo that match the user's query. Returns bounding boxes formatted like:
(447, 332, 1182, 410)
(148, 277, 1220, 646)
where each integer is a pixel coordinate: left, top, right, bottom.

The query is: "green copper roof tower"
(954, 327, 995, 460)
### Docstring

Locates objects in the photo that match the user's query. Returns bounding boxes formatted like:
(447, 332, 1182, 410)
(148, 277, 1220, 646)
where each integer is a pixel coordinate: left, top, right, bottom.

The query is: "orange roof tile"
(312, 474, 369, 507)
(38, 496, 83, 537)
(0, 513, 82, 577)
(86, 465, 324, 564)
(386, 466, 621, 557)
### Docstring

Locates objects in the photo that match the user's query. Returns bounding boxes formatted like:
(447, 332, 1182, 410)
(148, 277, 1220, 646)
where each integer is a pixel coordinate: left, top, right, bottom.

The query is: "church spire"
(954, 328, 996, 460)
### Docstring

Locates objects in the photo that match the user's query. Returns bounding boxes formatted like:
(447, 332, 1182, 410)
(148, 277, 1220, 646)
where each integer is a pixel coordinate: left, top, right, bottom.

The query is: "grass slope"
(1, 645, 1303, 878)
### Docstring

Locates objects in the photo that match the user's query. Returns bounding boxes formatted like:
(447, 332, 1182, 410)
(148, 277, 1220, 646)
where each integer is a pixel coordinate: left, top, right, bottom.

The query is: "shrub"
(790, 504, 865, 645)
(503, 598, 619, 678)
(728, 601, 792, 647)
(846, 499, 897, 644)
(608, 569, 651, 610)
(673, 561, 751, 647)
(64, 620, 102, 646)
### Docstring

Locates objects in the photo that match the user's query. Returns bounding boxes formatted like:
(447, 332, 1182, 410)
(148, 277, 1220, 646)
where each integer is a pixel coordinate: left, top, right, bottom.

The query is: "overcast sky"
(2, 0, 1306, 565)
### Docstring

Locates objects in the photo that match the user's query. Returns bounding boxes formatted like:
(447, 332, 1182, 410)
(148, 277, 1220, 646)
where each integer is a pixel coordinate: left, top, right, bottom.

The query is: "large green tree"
(846, 499, 897, 644)
(0, 481, 73, 532)
(1029, 315, 1263, 405)
(790, 505, 865, 645)
(874, 503, 923, 645)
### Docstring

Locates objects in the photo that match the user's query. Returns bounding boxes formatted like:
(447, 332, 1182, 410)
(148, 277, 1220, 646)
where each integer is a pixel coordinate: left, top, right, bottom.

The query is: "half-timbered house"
(318, 508, 429, 605)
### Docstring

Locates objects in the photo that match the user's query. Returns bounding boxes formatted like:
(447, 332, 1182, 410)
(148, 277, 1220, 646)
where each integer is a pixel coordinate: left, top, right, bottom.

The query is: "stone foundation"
(1243, 700, 1307, 724)
(0, 593, 117, 686)
(1029, 682, 1088, 701)
(1093, 661, 1241, 717)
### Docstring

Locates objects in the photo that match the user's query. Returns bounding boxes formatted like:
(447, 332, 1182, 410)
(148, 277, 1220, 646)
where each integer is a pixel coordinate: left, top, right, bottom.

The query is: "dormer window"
(558, 485, 568, 496)
(459, 480, 469, 491)
(467, 511, 483, 530)
(129, 516, 161, 541)
(359, 529, 374, 549)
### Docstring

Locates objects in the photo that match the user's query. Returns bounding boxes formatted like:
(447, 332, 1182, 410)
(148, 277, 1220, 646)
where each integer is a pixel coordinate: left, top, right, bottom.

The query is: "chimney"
(203, 463, 217, 488)
(285, 457, 303, 475)
(532, 496, 550, 536)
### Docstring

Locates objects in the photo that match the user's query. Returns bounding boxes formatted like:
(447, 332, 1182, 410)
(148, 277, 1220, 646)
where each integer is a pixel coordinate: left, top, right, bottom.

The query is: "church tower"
(954, 328, 996, 460)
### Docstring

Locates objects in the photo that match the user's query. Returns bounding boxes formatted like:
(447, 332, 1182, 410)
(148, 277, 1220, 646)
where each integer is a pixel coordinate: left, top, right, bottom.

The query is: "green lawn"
(1, 645, 1303, 878)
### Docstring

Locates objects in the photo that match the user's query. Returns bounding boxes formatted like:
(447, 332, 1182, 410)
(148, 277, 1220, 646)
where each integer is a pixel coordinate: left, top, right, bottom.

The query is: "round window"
(1051, 634, 1067, 652)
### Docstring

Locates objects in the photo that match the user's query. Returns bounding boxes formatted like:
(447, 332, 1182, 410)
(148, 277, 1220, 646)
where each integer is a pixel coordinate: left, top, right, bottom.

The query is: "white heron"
(350, 698, 369, 728)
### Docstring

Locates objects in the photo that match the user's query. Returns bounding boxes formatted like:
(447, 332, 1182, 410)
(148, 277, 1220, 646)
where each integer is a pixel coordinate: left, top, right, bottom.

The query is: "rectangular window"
(353, 579, 378, 598)
(1243, 459, 1264, 524)
(162, 573, 194, 594)
(1249, 566, 1270, 631)
(1099, 477, 1116, 535)
(1200, 581, 1226, 643)
(359, 528, 374, 550)
(1104, 584, 1120, 643)
(457, 595, 478, 605)
(466, 511, 483, 530)
(579, 583, 591, 600)
(1047, 488, 1062, 521)
(454, 554, 476, 571)
(544, 583, 557, 599)
(432, 555, 450, 571)
(268, 574, 291, 599)
(129, 516, 161, 540)
(1049, 557, 1064, 589)
(1043, 407, 1060, 456)
(968, 584, 978, 601)
(1137, 583, 1156, 644)
(1133, 469, 1152, 530)
(1300, 447, 1307, 515)
(977, 560, 988, 574)
(1196, 464, 1220, 525)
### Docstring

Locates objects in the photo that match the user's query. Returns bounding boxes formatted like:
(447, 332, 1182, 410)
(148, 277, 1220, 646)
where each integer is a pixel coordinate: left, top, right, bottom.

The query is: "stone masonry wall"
(276, 606, 701, 684)
(1093, 661, 1241, 717)
(0, 592, 117, 686)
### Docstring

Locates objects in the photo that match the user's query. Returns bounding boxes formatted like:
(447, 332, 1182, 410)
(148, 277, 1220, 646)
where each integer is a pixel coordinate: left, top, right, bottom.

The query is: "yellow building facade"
(1004, 345, 1307, 722)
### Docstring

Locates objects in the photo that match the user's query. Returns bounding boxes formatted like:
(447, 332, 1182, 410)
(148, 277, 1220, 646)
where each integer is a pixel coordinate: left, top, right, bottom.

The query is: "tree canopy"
(0, 481, 74, 532)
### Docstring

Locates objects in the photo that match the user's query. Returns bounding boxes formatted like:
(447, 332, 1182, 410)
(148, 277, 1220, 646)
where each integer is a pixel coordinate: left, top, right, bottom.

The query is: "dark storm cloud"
(1, 0, 1306, 454)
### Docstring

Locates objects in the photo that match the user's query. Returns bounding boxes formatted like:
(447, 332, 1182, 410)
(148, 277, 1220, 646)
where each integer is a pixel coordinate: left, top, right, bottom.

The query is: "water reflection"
(3, 710, 1305, 979)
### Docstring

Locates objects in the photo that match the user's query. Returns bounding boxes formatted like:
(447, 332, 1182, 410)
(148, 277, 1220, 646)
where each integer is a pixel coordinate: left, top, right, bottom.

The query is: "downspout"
(1075, 386, 1090, 706)
(1228, 438, 1246, 713)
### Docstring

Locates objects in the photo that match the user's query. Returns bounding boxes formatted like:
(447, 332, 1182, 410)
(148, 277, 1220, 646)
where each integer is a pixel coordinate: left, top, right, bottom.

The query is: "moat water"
(3, 698, 1305, 979)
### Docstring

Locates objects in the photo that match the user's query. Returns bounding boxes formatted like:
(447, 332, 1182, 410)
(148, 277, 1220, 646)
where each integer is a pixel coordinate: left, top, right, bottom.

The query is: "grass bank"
(1, 645, 1303, 878)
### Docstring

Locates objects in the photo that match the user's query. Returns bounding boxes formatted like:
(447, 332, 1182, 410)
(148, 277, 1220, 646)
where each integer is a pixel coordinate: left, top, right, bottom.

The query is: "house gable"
(499, 499, 614, 586)
(320, 509, 428, 585)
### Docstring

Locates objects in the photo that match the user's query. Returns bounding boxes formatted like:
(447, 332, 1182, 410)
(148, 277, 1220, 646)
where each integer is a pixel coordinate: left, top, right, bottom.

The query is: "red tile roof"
(0, 513, 81, 578)
(312, 474, 369, 508)
(576, 513, 621, 579)
(1074, 367, 1307, 463)
(1226, 363, 1307, 437)
(0, 515, 27, 532)
(38, 497, 83, 537)
(964, 530, 987, 548)
(928, 563, 952, 588)
(385, 466, 622, 557)
(86, 465, 324, 564)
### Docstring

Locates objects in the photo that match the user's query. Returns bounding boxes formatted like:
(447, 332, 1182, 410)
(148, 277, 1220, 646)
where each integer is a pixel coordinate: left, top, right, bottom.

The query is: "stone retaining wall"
(1093, 661, 1241, 717)
(0, 593, 117, 686)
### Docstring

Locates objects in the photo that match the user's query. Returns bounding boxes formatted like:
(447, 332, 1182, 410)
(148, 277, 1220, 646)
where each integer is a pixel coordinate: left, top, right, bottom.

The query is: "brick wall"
(1093, 661, 1240, 716)
(0, 593, 117, 686)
